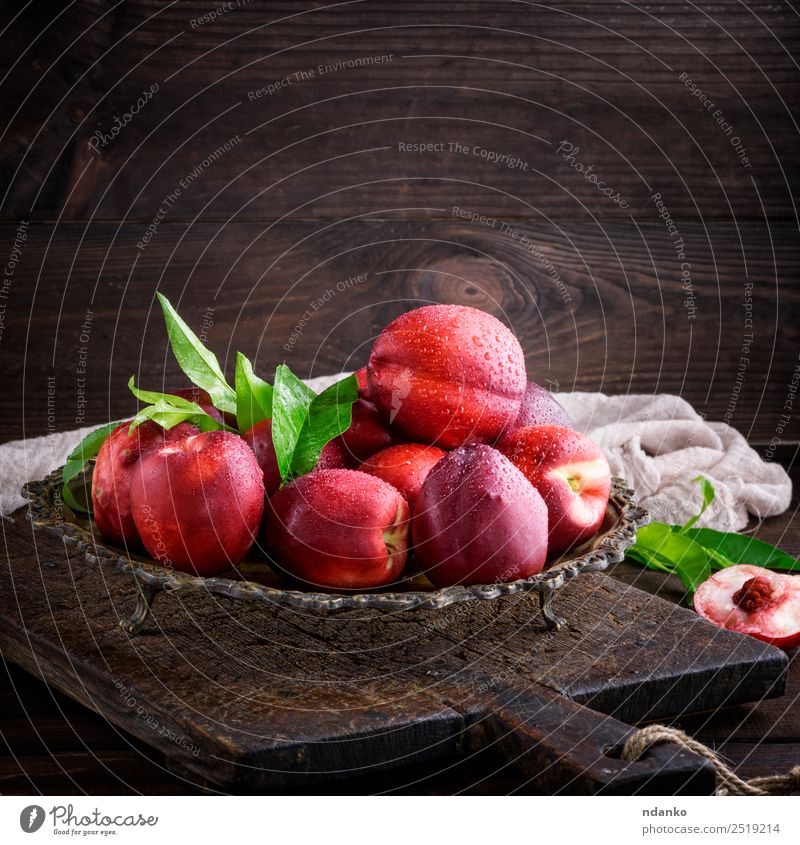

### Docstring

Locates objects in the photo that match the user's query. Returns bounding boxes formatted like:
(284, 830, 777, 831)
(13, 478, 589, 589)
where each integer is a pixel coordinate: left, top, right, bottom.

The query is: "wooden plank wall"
(0, 1, 798, 445)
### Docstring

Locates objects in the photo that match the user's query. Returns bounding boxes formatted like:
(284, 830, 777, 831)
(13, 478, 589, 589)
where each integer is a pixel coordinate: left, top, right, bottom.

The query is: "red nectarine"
(413, 444, 549, 587)
(359, 443, 446, 509)
(335, 398, 397, 466)
(513, 380, 573, 430)
(355, 366, 371, 400)
(92, 420, 197, 546)
(367, 304, 526, 448)
(130, 430, 264, 575)
(263, 469, 409, 590)
(497, 425, 611, 553)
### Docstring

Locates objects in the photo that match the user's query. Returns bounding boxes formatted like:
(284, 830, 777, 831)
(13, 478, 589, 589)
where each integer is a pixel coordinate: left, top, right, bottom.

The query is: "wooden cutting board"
(0, 511, 788, 795)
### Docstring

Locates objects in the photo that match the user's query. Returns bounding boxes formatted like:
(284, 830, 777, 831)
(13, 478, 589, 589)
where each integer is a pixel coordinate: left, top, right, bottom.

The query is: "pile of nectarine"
(89, 302, 613, 591)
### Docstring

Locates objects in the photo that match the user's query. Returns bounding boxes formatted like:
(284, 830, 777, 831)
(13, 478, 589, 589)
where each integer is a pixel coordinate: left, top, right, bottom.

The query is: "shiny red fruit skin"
(512, 380, 573, 430)
(355, 367, 371, 400)
(764, 630, 800, 650)
(412, 443, 549, 588)
(263, 469, 410, 590)
(335, 399, 397, 466)
(693, 564, 800, 650)
(242, 419, 282, 495)
(91, 420, 197, 546)
(170, 386, 213, 405)
(315, 437, 351, 470)
(243, 418, 348, 495)
(359, 443, 446, 509)
(367, 304, 526, 449)
(497, 425, 611, 553)
(130, 431, 264, 576)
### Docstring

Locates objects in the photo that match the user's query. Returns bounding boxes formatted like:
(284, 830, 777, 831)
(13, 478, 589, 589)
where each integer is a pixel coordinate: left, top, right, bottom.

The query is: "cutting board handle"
(471, 686, 716, 794)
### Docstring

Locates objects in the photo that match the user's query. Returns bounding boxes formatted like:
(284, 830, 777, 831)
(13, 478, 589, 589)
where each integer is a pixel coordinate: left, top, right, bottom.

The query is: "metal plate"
(23, 466, 648, 633)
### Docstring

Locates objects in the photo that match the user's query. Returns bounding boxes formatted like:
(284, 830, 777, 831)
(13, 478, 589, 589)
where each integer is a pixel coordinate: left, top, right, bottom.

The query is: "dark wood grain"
(0, 504, 787, 793)
(1, 0, 798, 797)
(1, 219, 798, 446)
(1, 458, 797, 795)
(1, 1, 798, 221)
(5, 80, 796, 224)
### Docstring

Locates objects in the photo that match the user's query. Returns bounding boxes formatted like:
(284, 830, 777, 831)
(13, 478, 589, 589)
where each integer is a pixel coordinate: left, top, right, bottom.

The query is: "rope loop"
(622, 725, 799, 796)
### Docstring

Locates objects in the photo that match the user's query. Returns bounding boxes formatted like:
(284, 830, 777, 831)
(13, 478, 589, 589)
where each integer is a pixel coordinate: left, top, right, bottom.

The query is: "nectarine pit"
(733, 576, 775, 613)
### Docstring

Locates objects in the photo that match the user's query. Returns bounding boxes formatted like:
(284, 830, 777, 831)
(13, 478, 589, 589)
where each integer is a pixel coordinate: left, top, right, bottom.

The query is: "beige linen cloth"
(0, 377, 791, 533)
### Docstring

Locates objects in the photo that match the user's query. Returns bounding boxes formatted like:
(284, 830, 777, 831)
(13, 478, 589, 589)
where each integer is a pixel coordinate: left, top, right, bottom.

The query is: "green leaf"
(624, 544, 675, 574)
(625, 474, 799, 597)
(271, 364, 317, 482)
(234, 352, 273, 433)
(129, 401, 225, 434)
(681, 474, 715, 530)
(157, 292, 236, 414)
(129, 402, 196, 433)
(61, 422, 119, 512)
(270, 369, 359, 483)
(128, 376, 203, 410)
(127, 377, 231, 433)
(679, 526, 800, 573)
(627, 522, 714, 595)
(290, 375, 358, 477)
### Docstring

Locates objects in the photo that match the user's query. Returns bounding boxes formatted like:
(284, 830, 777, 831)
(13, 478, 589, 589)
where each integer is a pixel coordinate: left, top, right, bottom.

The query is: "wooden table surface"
(1, 464, 797, 795)
(1, 0, 798, 793)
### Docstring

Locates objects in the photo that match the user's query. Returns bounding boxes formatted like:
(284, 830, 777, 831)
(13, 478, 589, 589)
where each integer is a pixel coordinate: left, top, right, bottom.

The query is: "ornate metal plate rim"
(23, 467, 649, 633)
